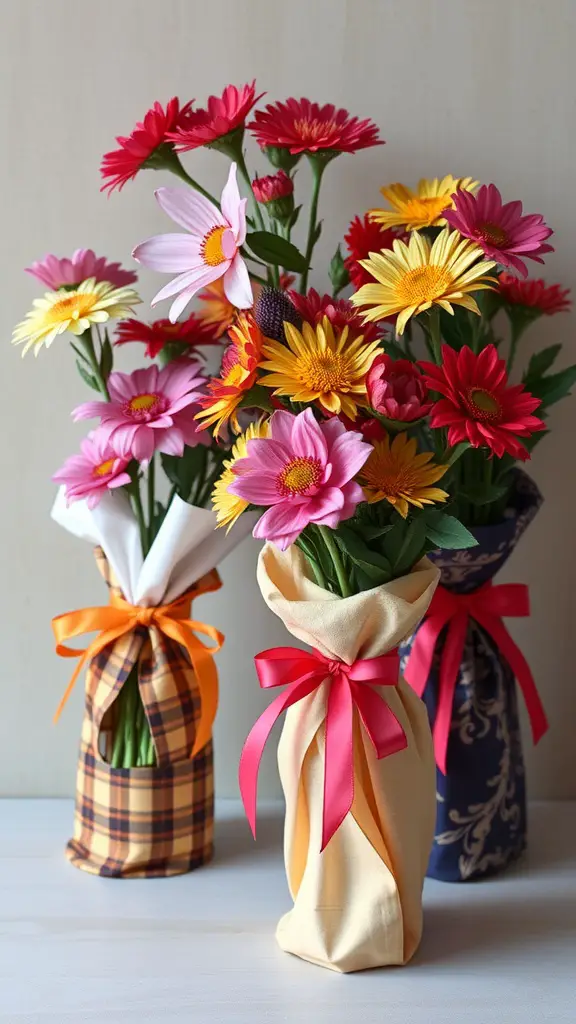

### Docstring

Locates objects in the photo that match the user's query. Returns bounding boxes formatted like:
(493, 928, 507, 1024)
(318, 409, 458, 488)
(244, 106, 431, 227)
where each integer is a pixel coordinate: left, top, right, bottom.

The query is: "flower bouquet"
(344, 178, 575, 880)
(96, 81, 487, 970)
(14, 242, 255, 876)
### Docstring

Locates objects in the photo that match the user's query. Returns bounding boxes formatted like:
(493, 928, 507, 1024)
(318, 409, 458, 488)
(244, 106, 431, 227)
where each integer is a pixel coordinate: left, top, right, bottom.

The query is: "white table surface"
(0, 799, 574, 1024)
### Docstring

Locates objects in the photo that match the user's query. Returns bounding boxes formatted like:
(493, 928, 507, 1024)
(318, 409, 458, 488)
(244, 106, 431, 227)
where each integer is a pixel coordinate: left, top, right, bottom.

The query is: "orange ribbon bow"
(52, 572, 224, 758)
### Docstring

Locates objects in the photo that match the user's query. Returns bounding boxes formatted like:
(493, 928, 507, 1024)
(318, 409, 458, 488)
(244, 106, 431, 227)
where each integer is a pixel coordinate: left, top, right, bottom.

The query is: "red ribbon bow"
(404, 581, 548, 775)
(239, 646, 406, 851)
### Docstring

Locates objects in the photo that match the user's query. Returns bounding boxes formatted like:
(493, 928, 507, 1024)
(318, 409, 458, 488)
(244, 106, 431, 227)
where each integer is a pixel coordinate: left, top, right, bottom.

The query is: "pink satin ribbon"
(404, 582, 548, 775)
(239, 646, 405, 851)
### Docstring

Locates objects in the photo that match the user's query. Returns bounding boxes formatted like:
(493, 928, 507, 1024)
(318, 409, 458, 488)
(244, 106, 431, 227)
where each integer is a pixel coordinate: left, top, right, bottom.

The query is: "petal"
(132, 233, 202, 272)
(327, 433, 371, 487)
(292, 408, 328, 463)
(155, 186, 224, 235)
(221, 164, 247, 244)
(223, 255, 253, 309)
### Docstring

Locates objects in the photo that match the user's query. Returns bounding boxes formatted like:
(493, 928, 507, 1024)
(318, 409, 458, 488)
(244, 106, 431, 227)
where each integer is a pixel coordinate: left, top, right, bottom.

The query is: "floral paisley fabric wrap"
(400, 470, 543, 882)
(257, 544, 438, 973)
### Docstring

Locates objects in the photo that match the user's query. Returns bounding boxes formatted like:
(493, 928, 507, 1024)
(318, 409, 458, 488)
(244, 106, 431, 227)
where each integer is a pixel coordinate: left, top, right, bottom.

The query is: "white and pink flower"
(229, 408, 371, 550)
(53, 432, 132, 509)
(73, 361, 209, 463)
(133, 163, 253, 322)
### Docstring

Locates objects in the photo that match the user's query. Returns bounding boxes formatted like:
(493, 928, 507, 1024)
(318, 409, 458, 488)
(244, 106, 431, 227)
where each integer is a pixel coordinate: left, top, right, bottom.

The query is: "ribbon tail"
(404, 613, 450, 698)
(52, 622, 138, 724)
(351, 680, 408, 759)
(161, 618, 222, 758)
(434, 613, 468, 775)
(474, 611, 549, 744)
(239, 674, 321, 839)
(321, 675, 354, 852)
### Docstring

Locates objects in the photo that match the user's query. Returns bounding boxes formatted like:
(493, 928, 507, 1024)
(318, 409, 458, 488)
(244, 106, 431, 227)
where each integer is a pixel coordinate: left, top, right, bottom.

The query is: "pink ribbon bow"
(239, 646, 406, 851)
(404, 582, 548, 775)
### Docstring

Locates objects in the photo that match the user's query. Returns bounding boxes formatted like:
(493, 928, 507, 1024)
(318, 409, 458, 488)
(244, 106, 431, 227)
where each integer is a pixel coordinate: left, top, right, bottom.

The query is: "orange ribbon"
(52, 573, 224, 758)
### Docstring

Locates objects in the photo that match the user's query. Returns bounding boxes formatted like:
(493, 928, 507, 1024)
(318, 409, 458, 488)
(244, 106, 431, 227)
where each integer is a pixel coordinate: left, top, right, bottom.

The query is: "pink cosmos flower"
(444, 184, 554, 277)
(73, 361, 209, 463)
(133, 163, 252, 322)
(26, 249, 137, 290)
(367, 354, 432, 422)
(229, 408, 371, 550)
(53, 431, 132, 509)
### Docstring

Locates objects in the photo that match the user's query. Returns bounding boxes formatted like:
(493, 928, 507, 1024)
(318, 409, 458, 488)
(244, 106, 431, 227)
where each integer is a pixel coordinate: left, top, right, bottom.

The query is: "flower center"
(93, 458, 115, 478)
(397, 265, 452, 305)
(404, 196, 452, 226)
(299, 351, 350, 393)
(293, 117, 337, 144)
(277, 456, 322, 496)
(50, 293, 97, 322)
(467, 387, 501, 421)
(124, 392, 168, 422)
(476, 222, 509, 247)
(201, 225, 234, 267)
(362, 456, 417, 498)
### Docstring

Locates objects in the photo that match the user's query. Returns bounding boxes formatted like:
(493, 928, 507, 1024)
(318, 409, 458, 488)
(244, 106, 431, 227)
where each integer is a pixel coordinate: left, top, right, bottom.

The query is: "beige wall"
(1, 0, 575, 798)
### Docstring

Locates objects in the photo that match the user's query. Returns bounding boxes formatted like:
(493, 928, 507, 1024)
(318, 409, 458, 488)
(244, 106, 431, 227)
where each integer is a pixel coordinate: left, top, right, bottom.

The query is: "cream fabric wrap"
(256, 543, 439, 973)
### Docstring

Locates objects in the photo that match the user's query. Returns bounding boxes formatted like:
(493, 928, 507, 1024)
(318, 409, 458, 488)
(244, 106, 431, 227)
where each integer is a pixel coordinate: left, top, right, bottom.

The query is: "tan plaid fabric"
(66, 548, 219, 878)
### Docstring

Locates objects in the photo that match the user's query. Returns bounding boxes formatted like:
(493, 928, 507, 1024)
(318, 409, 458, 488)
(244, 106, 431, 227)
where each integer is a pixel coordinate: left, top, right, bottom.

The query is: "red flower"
(252, 170, 294, 203)
(420, 344, 545, 461)
(248, 97, 383, 155)
(338, 411, 387, 443)
(168, 82, 264, 151)
(344, 215, 400, 288)
(367, 354, 432, 422)
(100, 98, 194, 194)
(498, 272, 571, 316)
(115, 313, 222, 359)
(288, 288, 383, 343)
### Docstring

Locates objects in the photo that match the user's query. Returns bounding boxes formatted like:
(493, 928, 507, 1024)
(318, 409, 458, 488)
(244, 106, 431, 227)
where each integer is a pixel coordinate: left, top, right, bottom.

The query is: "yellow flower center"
(476, 223, 509, 247)
(467, 387, 501, 421)
(298, 350, 351, 394)
(49, 293, 98, 322)
(397, 265, 452, 305)
(93, 458, 116, 478)
(362, 454, 418, 499)
(202, 226, 231, 267)
(293, 117, 337, 143)
(278, 456, 322, 495)
(129, 393, 158, 412)
(403, 195, 453, 226)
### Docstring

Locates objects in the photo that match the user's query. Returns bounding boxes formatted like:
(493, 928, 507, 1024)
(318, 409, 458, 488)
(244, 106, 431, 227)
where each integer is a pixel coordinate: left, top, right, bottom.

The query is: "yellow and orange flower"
(359, 432, 449, 518)
(212, 418, 270, 531)
(258, 315, 381, 420)
(370, 175, 478, 232)
(195, 315, 265, 436)
(196, 278, 238, 338)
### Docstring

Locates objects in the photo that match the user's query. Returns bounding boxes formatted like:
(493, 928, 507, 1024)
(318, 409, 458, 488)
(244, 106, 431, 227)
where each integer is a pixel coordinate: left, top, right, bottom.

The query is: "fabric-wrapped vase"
(253, 543, 439, 973)
(400, 470, 544, 882)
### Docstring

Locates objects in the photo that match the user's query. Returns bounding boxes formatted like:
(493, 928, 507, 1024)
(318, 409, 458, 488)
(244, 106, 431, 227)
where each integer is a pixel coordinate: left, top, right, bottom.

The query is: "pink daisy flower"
(133, 163, 252, 322)
(73, 361, 209, 463)
(25, 249, 137, 290)
(168, 81, 264, 151)
(53, 431, 132, 509)
(444, 184, 554, 277)
(228, 408, 371, 550)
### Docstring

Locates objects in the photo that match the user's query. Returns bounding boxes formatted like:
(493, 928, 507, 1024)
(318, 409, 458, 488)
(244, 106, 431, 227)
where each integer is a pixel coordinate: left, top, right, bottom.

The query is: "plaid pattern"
(67, 548, 218, 878)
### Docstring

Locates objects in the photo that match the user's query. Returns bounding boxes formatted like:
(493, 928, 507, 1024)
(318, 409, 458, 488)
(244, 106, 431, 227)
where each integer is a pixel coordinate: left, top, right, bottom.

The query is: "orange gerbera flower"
(196, 278, 238, 338)
(195, 315, 264, 436)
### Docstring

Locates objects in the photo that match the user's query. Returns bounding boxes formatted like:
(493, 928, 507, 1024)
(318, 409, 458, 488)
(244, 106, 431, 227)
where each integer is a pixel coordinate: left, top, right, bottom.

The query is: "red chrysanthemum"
(344, 214, 401, 288)
(168, 81, 264, 151)
(420, 344, 545, 461)
(115, 313, 222, 359)
(498, 272, 571, 316)
(248, 97, 383, 155)
(288, 288, 382, 343)
(100, 98, 195, 194)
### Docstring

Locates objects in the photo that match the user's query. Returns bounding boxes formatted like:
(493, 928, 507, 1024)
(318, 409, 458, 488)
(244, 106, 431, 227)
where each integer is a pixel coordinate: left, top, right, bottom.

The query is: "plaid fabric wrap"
(66, 548, 219, 878)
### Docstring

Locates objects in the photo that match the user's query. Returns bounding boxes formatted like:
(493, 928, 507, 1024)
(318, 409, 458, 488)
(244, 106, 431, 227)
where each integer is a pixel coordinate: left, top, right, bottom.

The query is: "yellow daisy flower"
(12, 278, 141, 356)
(359, 432, 449, 518)
(197, 278, 237, 337)
(258, 316, 381, 420)
(351, 229, 497, 335)
(212, 419, 269, 531)
(370, 175, 478, 231)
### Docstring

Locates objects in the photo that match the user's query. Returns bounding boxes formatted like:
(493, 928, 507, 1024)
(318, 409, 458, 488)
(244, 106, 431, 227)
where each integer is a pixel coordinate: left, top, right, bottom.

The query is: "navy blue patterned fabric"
(400, 470, 542, 882)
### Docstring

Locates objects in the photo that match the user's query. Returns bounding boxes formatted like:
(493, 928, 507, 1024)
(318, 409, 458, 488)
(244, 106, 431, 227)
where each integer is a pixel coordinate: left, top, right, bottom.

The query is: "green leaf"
(75, 360, 99, 392)
(444, 441, 471, 467)
(526, 344, 562, 380)
(335, 524, 392, 573)
(245, 231, 307, 272)
(457, 481, 510, 506)
(312, 221, 323, 245)
(392, 517, 428, 575)
(423, 511, 478, 550)
(329, 244, 350, 297)
(237, 383, 275, 413)
(100, 334, 113, 379)
(288, 204, 302, 229)
(70, 341, 89, 364)
(524, 364, 576, 409)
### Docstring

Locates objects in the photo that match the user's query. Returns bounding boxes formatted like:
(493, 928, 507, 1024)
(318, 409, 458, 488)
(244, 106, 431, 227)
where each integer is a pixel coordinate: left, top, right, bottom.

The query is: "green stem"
(507, 320, 527, 375)
(318, 526, 352, 598)
(147, 457, 156, 549)
(299, 157, 325, 294)
(428, 308, 443, 365)
(236, 151, 266, 232)
(162, 150, 219, 206)
(78, 329, 109, 398)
